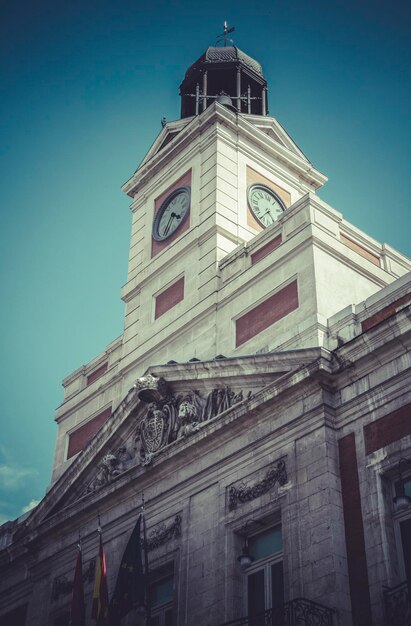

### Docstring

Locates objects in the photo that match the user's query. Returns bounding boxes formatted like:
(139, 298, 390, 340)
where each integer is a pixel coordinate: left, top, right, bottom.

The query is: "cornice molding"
(123, 103, 327, 199)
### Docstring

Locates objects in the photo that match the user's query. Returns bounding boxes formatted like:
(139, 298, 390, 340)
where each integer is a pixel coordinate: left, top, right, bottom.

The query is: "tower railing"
(219, 598, 335, 626)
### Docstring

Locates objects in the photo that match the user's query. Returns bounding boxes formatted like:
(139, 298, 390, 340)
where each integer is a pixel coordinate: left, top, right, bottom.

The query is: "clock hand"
(163, 212, 178, 236)
(162, 214, 173, 237)
(261, 209, 272, 223)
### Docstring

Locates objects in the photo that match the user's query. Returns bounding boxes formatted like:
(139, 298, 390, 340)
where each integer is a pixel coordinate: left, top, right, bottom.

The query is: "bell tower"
(180, 44, 268, 117)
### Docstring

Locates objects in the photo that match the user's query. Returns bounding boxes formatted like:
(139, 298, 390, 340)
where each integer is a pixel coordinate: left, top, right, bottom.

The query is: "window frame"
(393, 476, 411, 582)
(242, 524, 283, 616)
(148, 561, 175, 626)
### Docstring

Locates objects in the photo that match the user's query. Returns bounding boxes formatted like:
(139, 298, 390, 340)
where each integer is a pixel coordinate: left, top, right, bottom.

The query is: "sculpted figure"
(202, 388, 218, 421)
(116, 446, 133, 470)
(101, 453, 122, 477)
(177, 397, 200, 438)
(216, 387, 231, 413)
(84, 453, 120, 494)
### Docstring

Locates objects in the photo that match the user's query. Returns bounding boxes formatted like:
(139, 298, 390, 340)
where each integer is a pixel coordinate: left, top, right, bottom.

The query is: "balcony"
(220, 598, 335, 626)
(383, 580, 411, 626)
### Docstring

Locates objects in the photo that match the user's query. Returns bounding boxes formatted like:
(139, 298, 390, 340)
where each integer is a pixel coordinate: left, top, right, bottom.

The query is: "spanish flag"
(69, 542, 85, 626)
(91, 531, 110, 625)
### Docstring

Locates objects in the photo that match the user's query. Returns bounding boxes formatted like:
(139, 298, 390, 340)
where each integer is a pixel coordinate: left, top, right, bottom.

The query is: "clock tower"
(118, 42, 406, 388)
(119, 44, 325, 375)
(52, 40, 410, 479)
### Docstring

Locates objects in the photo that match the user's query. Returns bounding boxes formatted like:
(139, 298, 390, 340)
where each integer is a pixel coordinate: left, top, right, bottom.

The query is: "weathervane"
(216, 21, 235, 47)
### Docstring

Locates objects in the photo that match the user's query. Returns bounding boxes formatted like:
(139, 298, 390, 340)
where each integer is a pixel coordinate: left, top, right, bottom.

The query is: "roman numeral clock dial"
(248, 184, 286, 228)
(152, 186, 191, 242)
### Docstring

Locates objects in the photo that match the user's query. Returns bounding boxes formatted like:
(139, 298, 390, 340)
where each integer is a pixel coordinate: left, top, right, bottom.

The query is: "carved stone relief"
(81, 376, 251, 495)
(144, 514, 182, 552)
(227, 459, 288, 511)
(134, 378, 251, 466)
(82, 446, 134, 495)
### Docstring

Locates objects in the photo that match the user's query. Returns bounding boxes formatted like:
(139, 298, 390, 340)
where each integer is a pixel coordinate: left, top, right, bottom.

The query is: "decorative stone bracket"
(228, 459, 288, 511)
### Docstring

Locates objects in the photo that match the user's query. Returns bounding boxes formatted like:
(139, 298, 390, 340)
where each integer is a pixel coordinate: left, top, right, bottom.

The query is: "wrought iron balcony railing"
(220, 598, 334, 626)
(383, 580, 411, 626)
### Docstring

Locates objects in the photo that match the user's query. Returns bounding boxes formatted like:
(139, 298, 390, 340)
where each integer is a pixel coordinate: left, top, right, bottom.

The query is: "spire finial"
(216, 21, 235, 47)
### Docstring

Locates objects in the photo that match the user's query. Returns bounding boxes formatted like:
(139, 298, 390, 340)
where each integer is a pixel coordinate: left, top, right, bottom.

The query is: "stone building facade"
(1, 43, 411, 626)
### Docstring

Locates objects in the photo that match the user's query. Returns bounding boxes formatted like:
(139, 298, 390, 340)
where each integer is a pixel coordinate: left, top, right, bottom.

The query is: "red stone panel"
(86, 362, 108, 386)
(338, 433, 372, 626)
(341, 234, 380, 266)
(251, 235, 282, 265)
(235, 280, 298, 347)
(364, 402, 411, 455)
(67, 407, 112, 459)
(361, 292, 411, 332)
(155, 276, 185, 319)
(151, 170, 192, 258)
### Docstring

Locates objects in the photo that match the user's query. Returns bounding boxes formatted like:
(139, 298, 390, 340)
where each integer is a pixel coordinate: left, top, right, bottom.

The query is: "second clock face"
(248, 184, 286, 227)
(152, 186, 191, 242)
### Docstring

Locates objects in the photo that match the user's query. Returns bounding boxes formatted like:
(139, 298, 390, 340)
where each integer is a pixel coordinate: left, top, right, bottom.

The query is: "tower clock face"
(152, 186, 191, 242)
(248, 184, 286, 227)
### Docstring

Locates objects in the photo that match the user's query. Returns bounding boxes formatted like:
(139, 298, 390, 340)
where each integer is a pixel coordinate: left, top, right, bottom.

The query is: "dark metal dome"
(184, 46, 264, 80)
(180, 44, 268, 119)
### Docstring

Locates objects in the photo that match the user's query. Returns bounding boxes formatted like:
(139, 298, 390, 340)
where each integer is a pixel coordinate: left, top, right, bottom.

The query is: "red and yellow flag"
(91, 533, 110, 625)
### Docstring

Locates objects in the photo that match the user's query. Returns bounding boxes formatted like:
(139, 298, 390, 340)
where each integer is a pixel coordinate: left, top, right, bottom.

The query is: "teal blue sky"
(0, 0, 410, 523)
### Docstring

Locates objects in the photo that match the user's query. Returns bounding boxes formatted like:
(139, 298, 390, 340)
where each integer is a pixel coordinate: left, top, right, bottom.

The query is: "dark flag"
(142, 510, 151, 622)
(91, 531, 110, 626)
(69, 542, 85, 626)
(109, 514, 146, 623)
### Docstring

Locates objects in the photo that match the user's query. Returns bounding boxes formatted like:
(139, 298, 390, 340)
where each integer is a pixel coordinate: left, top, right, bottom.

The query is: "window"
(395, 477, 411, 583)
(148, 563, 174, 626)
(244, 526, 284, 625)
(385, 475, 411, 626)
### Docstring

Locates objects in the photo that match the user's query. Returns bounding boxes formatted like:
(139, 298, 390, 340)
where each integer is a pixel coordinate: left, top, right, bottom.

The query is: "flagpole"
(92, 513, 110, 626)
(141, 493, 151, 625)
(70, 530, 85, 626)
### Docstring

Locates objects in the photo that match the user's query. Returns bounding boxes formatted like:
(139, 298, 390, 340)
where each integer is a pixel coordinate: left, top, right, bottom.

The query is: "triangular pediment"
(17, 349, 329, 536)
(137, 117, 193, 171)
(246, 114, 311, 163)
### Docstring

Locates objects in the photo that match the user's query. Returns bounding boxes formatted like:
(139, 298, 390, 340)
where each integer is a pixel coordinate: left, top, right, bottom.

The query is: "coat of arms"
(140, 404, 167, 453)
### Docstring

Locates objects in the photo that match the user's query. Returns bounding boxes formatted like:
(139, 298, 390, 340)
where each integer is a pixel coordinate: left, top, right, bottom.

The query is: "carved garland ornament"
(144, 515, 182, 552)
(228, 460, 288, 510)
